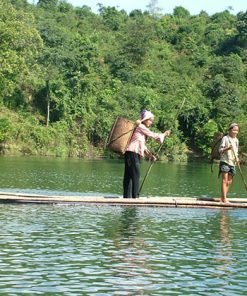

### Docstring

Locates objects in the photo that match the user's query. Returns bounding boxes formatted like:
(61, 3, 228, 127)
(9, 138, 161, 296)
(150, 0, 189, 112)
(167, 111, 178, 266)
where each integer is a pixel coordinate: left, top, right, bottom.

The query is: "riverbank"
(0, 106, 188, 161)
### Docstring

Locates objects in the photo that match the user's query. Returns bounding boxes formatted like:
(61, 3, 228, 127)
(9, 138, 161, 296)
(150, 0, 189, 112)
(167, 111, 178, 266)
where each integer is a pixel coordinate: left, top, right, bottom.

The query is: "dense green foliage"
(0, 0, 247, 160)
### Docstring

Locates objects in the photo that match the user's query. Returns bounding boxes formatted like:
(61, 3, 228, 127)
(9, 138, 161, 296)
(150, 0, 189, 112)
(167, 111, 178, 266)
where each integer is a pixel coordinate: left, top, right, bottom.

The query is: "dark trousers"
(123, 151, 140, 198)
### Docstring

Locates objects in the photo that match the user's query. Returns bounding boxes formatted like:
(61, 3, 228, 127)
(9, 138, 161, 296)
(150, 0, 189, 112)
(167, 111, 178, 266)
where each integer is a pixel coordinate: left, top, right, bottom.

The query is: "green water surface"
(0, 156, 246, 198)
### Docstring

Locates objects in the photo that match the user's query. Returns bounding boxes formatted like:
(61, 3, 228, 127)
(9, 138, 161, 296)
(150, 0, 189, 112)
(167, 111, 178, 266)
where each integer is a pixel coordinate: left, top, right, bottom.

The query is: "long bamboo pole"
(228, 137, 247, 191)
(138, 98, 186, 196)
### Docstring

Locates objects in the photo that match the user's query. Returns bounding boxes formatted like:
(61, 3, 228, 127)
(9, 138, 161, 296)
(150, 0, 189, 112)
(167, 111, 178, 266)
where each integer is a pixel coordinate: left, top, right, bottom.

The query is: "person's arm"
(139, 124, 170, 143)
(163, 130, 171, 137)
(234, 138, 240, 163)
(219, 137, 231, 153)
(144, 148, 157, 161)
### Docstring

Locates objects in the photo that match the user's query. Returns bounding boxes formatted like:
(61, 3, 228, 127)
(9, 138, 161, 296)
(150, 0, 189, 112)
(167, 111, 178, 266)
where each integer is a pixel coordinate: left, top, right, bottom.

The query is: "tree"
(37, 0, 58, 8)
(98, 5, 127, 31)
(0, 0, 43, 106)
(10, 0, 29, 9)
(209, 54, 245, 83)
(119, 16, 156, 64)
(146, 0, 163, 17)
(236, 11, 247, 47)
(173, 6, 190, 19)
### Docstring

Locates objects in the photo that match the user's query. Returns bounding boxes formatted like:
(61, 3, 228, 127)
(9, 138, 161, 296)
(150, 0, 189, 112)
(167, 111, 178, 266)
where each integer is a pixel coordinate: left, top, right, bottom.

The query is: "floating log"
(0, 192, 247, 209)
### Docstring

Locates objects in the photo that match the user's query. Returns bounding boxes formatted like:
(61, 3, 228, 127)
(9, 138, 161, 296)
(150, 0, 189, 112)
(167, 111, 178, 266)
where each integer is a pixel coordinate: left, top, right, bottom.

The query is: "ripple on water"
(0, 205, 247, 295)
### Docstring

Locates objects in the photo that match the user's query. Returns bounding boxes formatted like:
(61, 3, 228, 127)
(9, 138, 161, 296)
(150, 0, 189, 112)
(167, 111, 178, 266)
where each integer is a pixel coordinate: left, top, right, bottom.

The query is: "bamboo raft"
(0, 192, 247, 209)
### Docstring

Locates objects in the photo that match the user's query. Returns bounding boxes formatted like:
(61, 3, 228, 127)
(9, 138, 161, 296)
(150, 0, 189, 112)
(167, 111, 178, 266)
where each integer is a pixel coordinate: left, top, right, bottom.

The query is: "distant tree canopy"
(1, 0, 247, 158)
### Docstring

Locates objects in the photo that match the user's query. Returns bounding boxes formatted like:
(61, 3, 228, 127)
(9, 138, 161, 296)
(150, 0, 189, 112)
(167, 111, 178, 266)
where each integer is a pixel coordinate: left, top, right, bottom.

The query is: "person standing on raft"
(219, 123, 240, 203)
(123, 110, 171, 198)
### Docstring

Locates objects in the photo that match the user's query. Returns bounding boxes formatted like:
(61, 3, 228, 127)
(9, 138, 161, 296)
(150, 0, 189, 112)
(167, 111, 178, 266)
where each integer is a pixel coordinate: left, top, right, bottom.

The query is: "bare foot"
(220, 198, 229, 203)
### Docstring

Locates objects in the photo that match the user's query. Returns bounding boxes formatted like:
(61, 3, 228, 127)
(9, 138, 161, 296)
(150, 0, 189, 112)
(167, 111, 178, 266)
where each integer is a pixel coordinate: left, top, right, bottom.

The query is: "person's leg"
(221, 172, 230, 202)
(227, 174, 233, 195)
(131, 153, 140, 198)
(123, 152, 132, 198)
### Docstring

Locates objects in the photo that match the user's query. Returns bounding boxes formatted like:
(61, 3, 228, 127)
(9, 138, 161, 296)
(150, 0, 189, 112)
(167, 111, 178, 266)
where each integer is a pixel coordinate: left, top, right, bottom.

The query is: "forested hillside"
(0, 0, 247, 161)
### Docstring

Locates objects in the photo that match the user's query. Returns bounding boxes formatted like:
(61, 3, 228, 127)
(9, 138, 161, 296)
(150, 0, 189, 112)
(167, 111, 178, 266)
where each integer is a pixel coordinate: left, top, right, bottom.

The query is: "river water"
(0, 156, 247, 295)
(0, 156, 246, 198)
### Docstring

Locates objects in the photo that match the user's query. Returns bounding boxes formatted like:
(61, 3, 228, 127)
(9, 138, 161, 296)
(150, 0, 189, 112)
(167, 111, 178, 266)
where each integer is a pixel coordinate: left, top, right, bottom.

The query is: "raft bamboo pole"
(228, 137, 247, 191)
(0, 192, 246, 209)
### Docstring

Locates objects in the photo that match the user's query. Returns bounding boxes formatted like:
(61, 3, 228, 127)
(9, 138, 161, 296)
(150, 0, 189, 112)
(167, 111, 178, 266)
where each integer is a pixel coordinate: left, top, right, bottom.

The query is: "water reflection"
(118, 207, 138, 238)
(105, 207, 152, 294)
(216, 210, 234, 279)
(219, 210, 231, 247)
